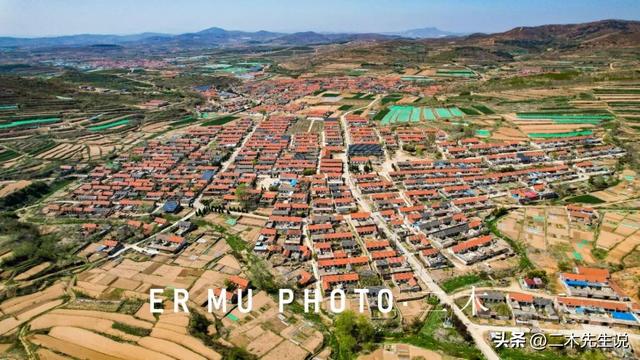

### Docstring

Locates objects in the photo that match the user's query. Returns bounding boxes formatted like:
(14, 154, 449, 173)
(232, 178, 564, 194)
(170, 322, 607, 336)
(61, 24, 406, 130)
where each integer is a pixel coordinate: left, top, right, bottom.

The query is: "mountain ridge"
(1, 19, 638, 49)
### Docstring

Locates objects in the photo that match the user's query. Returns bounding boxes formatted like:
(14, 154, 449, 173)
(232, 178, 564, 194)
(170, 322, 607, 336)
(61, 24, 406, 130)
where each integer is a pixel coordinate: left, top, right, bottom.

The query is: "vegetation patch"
(0, 149, 19, 162)
(0, 179, 70, 211)
(472, 104, 494, 115)
(441, 273, 485, 293)
(111, 322, 151, 337)
(390, 304, 483, 359)
(373, 108, 390, 121)
(565, 194, 605, 204)
(201, 115, 238, 126)
(333, 311, 380, 360)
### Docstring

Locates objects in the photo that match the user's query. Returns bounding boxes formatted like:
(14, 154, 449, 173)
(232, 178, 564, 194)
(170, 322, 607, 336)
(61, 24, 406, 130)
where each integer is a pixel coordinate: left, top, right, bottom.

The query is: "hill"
(463, 19, 640, 49)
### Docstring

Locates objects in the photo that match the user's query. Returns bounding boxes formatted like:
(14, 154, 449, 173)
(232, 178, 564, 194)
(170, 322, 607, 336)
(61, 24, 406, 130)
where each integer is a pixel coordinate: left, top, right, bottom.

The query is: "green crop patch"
(0, 149, 19, 162)
(460, 107, 481, 115)
(0, 117, 61, 129)
(373, 108, 390, 121)
(201, 115, 238, 126)
(379, 105, 464, 125)
(88, 119, 131, 131)
(381, 94, 403, 105)
(472, 104, 494, 115)
(565, 194, 605, 204)
(527, 130, 593, 138)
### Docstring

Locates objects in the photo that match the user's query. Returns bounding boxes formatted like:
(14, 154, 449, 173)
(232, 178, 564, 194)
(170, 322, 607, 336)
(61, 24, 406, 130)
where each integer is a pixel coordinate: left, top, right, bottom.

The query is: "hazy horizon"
(1, 0, 639, 38)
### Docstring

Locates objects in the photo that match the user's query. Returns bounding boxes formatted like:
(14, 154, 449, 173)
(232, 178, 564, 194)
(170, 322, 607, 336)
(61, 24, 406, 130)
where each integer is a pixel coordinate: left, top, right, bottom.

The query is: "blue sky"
(1, 0, 639, 37)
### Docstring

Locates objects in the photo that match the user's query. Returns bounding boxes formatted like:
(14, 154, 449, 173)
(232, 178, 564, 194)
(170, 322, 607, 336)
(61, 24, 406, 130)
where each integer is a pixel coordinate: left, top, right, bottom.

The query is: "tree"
(402, 143, 416, 153)
(234, 184, 252, 209)
(334, 311, 379, 358)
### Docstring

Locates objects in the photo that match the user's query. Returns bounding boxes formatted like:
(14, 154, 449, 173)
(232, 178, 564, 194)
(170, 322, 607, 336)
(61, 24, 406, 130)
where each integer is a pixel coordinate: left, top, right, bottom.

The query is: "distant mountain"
(388, 27, 462, 39)
(174, 27, 283, 44)
(273, 31, 397, 45)
(462, 19, 640, 49)
(1, 20, 638, 50)
(0, 32, 170, 47)
(0, 27, 398, 48)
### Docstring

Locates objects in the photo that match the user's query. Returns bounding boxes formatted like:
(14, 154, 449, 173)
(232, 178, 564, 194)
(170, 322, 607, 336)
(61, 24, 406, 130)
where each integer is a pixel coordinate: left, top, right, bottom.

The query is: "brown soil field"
(30, 313, 141, 342)
(517, 124, 596, 133)
(262, 338, 309, 360)
(149, 327, 222, 359)
(88, 145, 102, 158)
(109, 277, 141, 291)
(49, 309, 152, 329)
(237, 216, 266, 227)
(154, 320, 189, 335)
(359, 344, 443, 360)
(36, 347, 73, 360)
(17, 299, 64, 321)
(0, 180, 31, 198)
(138, 336, 207, 360)
(74, 281, 108, 298)
(0, 343, 12, 353)
(612, 267, 640, 303)
(607, 233, 640, 263)
(396, 298, 428, 324)
(31, 334, 120, 360)
(35, 143, 65, 159)
(158, 312, 190, 328)
(0, 317, 21, 336)
(280, 323, 323, 353)
(217, 255, 241, 270)
(134, 302, 156, 322)
(48, 326, 174, 360)
(14, 261, 51, 281)
(0, 299, 63, 335)
(597, 230, 625, 250)
(240, 327, 283, 357)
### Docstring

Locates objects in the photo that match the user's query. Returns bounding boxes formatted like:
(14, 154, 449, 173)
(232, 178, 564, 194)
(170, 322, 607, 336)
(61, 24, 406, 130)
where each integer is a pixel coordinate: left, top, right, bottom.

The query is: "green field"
(391, 304, 483, 359)
(0, 149, 19, 162)
(527, 130, 593, 138)
(476, 129, 491, 137)
(170, 115, 196, 127)
(373, 108, 390, 121)
(26, 140, 57, 156)
(594, 88, 640, 94)
(401, 75, 434, 83)
(422, 108, 436, 121)
(472, 104, 494, 115)
(338, 104, 353, 111)
(441, 274, 484, 293)
(380, 105, 463, 125)
(201, 115, 238, 126)
(0, 117, 61, 129)
(449, 107, 465, 117)
(565, 194, 606, 204)
(381, 94, 404, 105)
(517, 112, 613, 125)
(435, 69, 476, 78)
(435, 107, 452, 119)
(460, 107, 481, 115)
(88, 119, 130, 131)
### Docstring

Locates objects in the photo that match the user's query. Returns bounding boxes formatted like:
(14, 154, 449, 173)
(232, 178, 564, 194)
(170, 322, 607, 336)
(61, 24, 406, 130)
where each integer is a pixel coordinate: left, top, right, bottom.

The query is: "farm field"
(380, 105, 464, 125)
